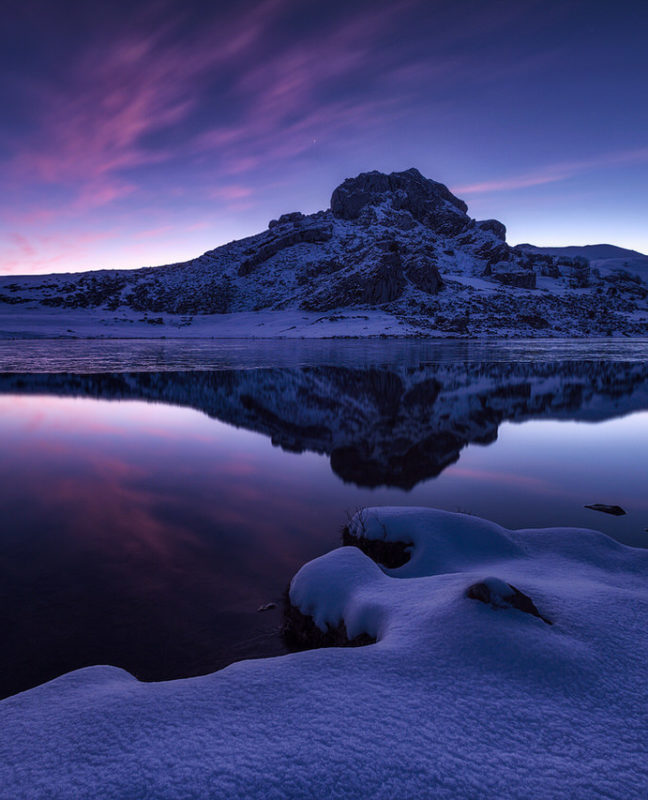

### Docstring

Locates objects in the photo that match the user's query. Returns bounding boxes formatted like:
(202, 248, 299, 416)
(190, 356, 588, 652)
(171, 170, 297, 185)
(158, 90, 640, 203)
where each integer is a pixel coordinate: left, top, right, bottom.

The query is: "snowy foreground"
(1, 507, 647, 799)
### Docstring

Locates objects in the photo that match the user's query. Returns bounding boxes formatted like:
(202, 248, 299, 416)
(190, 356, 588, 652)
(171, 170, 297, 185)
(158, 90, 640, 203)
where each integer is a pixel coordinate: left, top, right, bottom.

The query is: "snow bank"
(1, 507, 647, 799)
(0, 306, 417, 339)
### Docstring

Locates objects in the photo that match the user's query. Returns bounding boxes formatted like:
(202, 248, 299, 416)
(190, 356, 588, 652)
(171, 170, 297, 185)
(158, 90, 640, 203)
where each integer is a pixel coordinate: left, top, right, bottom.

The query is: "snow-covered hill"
(517, 243, 648, 283)
(2, 168, 647, 337)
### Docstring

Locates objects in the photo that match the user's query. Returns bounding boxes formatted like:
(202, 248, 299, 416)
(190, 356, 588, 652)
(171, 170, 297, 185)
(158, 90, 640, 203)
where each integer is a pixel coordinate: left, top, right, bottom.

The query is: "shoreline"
(2, 506, 647, 798)
(1, 306, 646, 340)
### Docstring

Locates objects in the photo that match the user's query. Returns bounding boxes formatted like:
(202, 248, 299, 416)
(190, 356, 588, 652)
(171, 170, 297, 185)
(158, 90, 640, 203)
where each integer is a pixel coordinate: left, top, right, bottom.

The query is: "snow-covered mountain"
(517, 243, 648, 282)
(2, 168, 647, 337)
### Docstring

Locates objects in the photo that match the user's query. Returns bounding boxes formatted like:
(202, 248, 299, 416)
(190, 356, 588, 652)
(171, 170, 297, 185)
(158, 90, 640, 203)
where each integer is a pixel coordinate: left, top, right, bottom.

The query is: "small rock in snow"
(466, 577, 552, 625)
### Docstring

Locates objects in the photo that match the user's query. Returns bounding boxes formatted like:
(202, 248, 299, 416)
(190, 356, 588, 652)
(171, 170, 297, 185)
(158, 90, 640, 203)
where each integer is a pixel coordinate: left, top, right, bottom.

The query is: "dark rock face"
(5, 166, 648, 335)
(517, 313, 550, 330)
(268, 211, 305, 228)
(404, 255, 443, 294)
(476, 219, 507, 241)
(540, 262, 561, 279)
(300, 245, 408, 309)
(341, 526, 412, 568)
(491, 264, 537, 289)
(330, 168, 469, 235)
(361, 253, 406, 304)
(476, 241, 511, 270)
(239, 221, 333, 276)
(566, 260, 590, 288)
(282, 602, 375, 651)
(467, 578, 552, 624)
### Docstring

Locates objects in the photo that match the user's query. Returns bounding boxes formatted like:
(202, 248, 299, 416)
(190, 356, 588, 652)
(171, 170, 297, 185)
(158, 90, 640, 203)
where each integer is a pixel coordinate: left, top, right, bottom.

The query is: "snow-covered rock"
(1, 506, 647, 798)
(1, 168, 647, 337)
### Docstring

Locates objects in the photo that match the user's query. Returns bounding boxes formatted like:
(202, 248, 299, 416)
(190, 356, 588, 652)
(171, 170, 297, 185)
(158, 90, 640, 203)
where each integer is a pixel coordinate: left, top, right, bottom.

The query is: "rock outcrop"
(239, 219, 333, 276)
(331, 167, 469, 236)
(476, 219, 507, 241)
(2, 166, 647, 337)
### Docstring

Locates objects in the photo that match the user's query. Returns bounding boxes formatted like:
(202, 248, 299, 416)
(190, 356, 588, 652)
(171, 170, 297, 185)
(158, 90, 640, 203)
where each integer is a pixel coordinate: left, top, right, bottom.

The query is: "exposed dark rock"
(476, 242, 511, 269)
(404, 256, 443, 294)
(361, 254, 406, 304)
(540, 262, 561, 279)
(239, 222, 333, 276)
(306, 251, 408, 309)
(476, 219, 507, 241)
(585, 504, 626, 516)
(341, 526, 412, 568)
(268, 211, 305, 229)
(330, 168, 469, 235)
(4, 166, 648, 336)
(552, 256, 591, 288)
(282, 599, 375, 651)
(467, 578, 552, 624)
(491, 264, 537, 289)
(297, 258, 345, 285)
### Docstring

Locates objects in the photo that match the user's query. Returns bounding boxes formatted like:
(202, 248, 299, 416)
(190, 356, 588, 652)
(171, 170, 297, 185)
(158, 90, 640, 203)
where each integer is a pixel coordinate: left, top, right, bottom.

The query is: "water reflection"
(1, 346, 648, 699)
(2, 359, 648, 488)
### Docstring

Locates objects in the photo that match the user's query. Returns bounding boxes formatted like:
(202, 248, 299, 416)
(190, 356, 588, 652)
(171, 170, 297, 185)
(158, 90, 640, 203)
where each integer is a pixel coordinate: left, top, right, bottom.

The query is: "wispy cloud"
(5, 0, 427, 206)
(455, 147, 648, 194)
(0, 230, 112, 274)
(6, 0, 285, 205)
(3, 0, 646, 273)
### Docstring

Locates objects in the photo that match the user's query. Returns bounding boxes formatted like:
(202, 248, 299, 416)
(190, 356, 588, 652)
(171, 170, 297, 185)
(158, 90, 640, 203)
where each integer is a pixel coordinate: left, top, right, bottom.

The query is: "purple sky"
(2, 0, 647, 275)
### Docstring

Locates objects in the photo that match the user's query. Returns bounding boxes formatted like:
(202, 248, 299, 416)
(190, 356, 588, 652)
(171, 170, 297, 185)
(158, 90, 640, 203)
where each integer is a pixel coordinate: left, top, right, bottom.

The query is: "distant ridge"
(517, 243, 648, 283)
(517, 243, 647, 260)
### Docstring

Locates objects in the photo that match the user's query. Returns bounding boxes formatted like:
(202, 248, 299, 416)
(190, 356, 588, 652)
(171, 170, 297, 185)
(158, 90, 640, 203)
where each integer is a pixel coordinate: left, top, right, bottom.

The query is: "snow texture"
(1, 506, 647, 799)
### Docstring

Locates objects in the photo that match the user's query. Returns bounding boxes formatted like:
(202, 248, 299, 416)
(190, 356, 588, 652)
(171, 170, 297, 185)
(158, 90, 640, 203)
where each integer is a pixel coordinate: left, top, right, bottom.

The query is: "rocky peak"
(330, 168, 470, 236)
(476, 219, 507, 241)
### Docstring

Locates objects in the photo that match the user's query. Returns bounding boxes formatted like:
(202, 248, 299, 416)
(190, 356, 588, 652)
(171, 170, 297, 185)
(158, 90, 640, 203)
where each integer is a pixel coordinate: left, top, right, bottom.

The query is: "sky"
(1, 0, 647, 275)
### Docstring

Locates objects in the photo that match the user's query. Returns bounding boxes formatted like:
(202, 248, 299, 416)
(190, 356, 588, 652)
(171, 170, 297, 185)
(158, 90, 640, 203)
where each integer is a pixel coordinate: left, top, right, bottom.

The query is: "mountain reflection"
(3, 360, 647, 489)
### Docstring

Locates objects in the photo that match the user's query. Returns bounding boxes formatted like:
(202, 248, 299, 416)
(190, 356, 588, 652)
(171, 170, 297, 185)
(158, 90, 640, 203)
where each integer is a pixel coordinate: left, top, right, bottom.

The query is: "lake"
(1, 338, 648, 699)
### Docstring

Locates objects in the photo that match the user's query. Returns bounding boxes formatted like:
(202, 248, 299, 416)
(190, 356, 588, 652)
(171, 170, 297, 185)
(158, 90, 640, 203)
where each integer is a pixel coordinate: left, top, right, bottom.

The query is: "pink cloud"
(455, 147, 648, 195)
(9, 0, 417, 205)
(209, 185, 254, 201)
(0, 230, 112, 274)
(193, 2, 417, 174)
(6, 1, 285, 208)
(2, 0, 441, 240)
(135, 225, 174, 240)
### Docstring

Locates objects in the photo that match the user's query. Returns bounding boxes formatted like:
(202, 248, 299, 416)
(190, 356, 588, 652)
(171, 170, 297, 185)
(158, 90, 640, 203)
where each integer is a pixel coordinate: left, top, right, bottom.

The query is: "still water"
(1, 339, 648, 699)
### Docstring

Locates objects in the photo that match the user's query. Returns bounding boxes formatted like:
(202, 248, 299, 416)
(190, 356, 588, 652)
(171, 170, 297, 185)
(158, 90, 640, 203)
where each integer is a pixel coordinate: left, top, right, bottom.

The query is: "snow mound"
(1, 507, 648, 799)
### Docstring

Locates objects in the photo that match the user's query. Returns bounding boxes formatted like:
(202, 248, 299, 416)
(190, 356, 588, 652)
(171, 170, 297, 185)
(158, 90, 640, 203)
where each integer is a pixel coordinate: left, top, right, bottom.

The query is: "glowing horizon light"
(1, 1, 647, 275)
